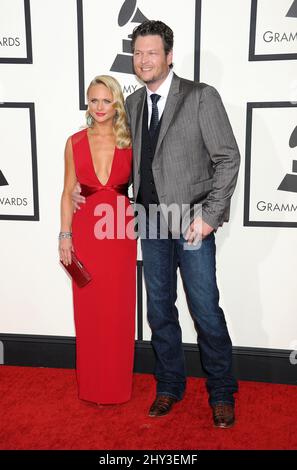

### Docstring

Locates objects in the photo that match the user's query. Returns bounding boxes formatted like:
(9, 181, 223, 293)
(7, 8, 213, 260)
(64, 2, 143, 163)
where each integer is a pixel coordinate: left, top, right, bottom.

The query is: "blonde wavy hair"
(86, 75, 131, 149)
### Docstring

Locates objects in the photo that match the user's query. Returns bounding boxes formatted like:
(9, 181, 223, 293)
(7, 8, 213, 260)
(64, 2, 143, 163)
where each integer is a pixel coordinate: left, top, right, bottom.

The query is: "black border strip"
(0, 102, 39, 221)
(77, 0, 202, 110)
(249, 0, 297, 62)
(244, 100, 297, 228)
(194, 0, 201, 81)
(0, 450, 294, 464)
(77, 0, 86, 110)
(0, 0, 33, 64)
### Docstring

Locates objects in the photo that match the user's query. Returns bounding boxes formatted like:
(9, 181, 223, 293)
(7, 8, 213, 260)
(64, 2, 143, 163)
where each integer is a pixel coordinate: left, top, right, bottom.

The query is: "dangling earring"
(86, 113, 94, 127)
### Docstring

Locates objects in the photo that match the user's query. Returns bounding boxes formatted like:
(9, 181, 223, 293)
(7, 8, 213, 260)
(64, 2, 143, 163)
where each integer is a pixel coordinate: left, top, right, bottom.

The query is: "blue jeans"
(141, 220, 238, 405)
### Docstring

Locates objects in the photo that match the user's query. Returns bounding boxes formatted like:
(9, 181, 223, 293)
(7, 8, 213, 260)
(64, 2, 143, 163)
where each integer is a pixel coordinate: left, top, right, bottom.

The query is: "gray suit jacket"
(125, 73, 240, 233)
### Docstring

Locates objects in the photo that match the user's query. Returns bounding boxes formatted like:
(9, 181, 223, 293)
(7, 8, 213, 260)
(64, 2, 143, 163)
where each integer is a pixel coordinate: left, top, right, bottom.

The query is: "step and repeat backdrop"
(0, 0, 296, 351)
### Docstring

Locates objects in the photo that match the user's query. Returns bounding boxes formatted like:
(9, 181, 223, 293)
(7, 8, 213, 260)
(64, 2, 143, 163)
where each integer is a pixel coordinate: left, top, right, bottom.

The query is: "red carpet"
(0, 365, 296, 450)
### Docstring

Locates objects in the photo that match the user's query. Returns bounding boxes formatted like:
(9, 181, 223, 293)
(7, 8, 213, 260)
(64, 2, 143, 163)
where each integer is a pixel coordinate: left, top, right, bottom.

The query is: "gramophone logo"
(0, 170, 8, 186)
(0, 0, 33, 64)
(77, 0, 200, 108)
(110, 0, 148, 75)
(0, 102, 39, 221)
(286, 0, 297, 17)
(249, 0, 297, 61)
(244, 102, 297, 227)
(278, 126, 297, 192)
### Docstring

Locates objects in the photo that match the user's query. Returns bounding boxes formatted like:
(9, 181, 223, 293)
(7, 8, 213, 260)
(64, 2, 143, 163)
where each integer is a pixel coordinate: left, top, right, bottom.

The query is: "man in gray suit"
(127, 20, 240, 428)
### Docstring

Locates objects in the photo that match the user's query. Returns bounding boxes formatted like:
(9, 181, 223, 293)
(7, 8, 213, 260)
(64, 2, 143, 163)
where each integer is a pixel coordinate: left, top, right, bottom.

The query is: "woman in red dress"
(59, 75, 136, 404)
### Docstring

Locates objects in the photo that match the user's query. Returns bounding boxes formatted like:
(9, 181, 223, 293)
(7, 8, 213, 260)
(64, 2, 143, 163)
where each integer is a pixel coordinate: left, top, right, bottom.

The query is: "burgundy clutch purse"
(60, 252, 92, 287)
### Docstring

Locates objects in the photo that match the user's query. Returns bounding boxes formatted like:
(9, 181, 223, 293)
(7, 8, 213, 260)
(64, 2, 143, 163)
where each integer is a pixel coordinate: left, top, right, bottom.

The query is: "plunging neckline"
(85, 129, 117, 187)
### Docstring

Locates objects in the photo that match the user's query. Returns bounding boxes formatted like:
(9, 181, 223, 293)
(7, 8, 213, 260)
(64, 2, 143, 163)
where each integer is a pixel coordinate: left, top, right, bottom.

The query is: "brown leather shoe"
(212, 403, 235, 428)
(148, 395, 178, 417)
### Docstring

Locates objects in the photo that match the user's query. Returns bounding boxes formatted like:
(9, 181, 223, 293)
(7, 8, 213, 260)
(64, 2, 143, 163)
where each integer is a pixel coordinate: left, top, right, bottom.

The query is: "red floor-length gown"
(70, 128, 136, 404)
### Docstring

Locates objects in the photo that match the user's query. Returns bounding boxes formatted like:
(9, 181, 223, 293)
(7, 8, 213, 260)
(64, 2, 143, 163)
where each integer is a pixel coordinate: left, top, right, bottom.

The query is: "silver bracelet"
(58, 231, 72, 240)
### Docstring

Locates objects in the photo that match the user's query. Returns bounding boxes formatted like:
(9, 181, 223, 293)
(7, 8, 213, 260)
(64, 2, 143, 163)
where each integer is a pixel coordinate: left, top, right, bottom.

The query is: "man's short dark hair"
(131, 20, 174, 56)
